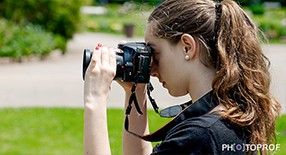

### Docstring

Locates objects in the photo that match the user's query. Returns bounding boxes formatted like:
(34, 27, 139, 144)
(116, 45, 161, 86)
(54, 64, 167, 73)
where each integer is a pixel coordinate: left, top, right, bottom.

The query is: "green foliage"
(237, 0, 286, 6)
(0, 0, 91, 52)
(133, 0, 162, 5)
(0, 19, 57, 59)
(259, 20, 286, 40)
(251, 7, 286, 43)
(250, 4, 265, 15)
(106, 0, 162, 5)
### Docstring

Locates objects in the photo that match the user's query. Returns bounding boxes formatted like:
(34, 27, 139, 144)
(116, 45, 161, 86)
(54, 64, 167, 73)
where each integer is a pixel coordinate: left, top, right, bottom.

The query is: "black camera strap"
(125, 83, 143, 116)
(147, 83, 159, 113)
(124, 81, 191, 141)
(124, 90, 217, 142)
(125, 82, 159, 116)
(124, 82, 161, 141)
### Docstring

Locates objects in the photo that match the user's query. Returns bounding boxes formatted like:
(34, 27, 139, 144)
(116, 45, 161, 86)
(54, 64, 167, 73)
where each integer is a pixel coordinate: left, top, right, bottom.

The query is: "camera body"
(82, 42, 152, 83)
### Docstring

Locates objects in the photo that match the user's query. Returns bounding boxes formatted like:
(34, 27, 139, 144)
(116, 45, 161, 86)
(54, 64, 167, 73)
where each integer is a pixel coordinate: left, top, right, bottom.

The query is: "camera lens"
(114, 52, 124, 81)
(82, 49, 92, 80)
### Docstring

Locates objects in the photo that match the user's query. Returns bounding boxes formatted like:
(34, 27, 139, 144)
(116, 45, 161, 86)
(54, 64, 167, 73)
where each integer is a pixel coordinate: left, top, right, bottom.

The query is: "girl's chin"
(167, 88, 188, 97)
(167, 88, 186, 97)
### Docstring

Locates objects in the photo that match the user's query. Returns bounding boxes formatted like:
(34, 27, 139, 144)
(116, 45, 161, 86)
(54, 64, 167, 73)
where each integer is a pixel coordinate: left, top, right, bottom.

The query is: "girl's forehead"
(145, 32, 160, 46)
(144, 28, 154, 43)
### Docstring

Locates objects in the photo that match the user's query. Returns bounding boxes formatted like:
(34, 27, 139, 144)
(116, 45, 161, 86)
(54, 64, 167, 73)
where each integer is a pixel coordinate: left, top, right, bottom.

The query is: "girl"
(83, 0, 281, 154)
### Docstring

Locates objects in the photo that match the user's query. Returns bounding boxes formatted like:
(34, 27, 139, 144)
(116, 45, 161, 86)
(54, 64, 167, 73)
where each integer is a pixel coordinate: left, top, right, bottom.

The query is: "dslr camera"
(82, 42, 152, 83)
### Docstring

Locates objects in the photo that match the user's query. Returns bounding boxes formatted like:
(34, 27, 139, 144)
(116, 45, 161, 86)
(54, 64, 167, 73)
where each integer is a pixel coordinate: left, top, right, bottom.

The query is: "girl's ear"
(180, 34, 197, 60)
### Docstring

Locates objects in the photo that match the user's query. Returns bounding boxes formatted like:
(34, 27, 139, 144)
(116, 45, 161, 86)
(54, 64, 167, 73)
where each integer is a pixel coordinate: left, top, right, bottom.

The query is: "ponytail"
(213, 0, 281, 152)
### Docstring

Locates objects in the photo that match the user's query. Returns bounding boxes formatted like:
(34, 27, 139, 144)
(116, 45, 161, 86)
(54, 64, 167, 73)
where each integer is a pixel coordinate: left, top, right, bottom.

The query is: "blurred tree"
(102, 0, 163, 5)
(0, 0, 92, 52)
(96, 0, 109, 4)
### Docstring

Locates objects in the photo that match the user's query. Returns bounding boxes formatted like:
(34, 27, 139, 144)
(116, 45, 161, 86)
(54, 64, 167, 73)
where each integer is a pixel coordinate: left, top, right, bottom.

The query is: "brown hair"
(148, 0, 281, 154)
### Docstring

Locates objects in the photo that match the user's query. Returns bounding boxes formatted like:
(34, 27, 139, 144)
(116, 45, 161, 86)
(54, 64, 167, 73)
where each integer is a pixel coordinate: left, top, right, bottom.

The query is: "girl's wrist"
(124, 85, 147, 109)
(124, 84, 147, 95)
(84, 93, 108, 107)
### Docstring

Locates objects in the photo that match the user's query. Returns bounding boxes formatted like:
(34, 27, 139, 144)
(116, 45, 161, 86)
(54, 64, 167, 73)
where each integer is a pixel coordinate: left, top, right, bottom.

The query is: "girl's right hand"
(115, 40, 147, 94)
(116, 80, 147, 95)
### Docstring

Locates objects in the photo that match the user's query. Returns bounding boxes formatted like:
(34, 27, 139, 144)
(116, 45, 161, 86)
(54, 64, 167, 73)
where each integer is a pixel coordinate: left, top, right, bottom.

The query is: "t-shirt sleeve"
(151, 125, 216, 154)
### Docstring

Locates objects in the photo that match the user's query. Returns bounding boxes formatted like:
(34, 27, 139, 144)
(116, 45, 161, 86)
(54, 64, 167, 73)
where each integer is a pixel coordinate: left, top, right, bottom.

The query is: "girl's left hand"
(84, 46, 116, 99)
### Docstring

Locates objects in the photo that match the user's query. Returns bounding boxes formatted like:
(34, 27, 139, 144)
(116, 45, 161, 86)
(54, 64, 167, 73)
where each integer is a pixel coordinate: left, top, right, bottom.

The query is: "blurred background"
(0, 0, 285, 154)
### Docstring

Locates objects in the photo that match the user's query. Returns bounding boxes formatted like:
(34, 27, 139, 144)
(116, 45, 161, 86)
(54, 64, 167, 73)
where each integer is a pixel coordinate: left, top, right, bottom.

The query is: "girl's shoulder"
(152, 113, 248, 154)
(168, 113, 248, 141)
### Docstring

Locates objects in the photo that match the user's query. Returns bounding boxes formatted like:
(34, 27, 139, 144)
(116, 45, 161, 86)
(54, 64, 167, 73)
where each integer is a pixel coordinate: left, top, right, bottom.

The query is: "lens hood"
(82, 49, 92, 80)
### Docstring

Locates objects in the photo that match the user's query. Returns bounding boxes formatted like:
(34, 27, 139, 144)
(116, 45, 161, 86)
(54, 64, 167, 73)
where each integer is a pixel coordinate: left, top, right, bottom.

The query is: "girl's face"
(145, 27, 190, 97)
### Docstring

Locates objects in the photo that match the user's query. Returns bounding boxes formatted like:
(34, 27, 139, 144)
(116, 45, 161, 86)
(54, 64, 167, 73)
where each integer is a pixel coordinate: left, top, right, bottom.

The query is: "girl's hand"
(116, 80, 147, 95)
(83, 45, 115, 155)
(84, 46, 116, 99)
(115, 40, 147, 94)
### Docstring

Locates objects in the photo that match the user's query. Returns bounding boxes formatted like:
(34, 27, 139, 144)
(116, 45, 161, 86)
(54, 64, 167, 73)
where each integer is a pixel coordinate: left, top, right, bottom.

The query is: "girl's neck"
(188, 66, 216, 103)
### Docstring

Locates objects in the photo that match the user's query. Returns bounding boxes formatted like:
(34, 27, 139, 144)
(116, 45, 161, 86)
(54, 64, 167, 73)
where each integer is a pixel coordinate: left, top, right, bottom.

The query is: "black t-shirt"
(151, 91, 250, 155)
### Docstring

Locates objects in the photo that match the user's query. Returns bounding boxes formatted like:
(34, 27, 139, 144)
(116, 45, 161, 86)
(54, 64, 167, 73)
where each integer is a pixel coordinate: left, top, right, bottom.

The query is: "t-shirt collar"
(142, 90, 217, 142)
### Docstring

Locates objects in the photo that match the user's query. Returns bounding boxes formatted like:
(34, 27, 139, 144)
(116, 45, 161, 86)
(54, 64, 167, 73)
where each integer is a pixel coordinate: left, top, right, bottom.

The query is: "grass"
(0, 108, 83, 154)
(0, 108, 285, 154)
(0, 108, 170, 155)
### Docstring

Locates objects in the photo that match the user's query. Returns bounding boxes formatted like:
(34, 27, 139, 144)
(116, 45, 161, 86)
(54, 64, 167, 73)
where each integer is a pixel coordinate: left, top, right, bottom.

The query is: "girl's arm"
(84, 46, 116, 155)
(84, 94, 111, 154)
(121, 84, 153, 155)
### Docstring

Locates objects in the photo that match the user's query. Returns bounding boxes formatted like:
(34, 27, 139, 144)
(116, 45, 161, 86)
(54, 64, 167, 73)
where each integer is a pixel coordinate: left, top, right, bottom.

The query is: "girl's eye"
(151, 48, 156, 57)
(152, 51, 157, 59)
(150, 47, 159, 62)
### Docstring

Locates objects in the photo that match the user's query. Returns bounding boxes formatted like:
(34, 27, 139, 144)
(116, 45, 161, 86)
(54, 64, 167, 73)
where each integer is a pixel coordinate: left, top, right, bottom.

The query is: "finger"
(90, 47, 101, 67)
(101, 47, 109, 66)
(109, 48, 116, 72)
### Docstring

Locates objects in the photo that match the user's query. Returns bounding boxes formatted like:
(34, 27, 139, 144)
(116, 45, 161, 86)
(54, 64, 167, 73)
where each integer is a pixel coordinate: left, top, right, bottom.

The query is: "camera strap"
(125, 83, 144, 116)
(124, 90, 217, 142)
(125, 82, 159, 116)
(124, 81, 189, 141)
(124, 82, 160, 141)
(147, 83, 159, 113)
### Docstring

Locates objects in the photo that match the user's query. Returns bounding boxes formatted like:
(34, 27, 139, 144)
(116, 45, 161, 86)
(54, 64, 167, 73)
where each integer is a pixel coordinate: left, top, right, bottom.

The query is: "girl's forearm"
(84, 96, 111, 155)
(122, 87, 152, 155)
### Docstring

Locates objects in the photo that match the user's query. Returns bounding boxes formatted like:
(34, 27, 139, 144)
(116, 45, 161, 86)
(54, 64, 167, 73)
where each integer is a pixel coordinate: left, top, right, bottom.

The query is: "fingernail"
(98, 43, 103, 47)
(95, 46, 99, 50)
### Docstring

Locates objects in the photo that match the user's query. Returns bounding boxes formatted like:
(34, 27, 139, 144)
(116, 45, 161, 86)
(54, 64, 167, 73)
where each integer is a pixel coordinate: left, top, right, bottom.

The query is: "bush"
(259, 20, 286, 41)
(250, 4, 265, 15)
(0, 0, 91, 52)
(237, 0, 286, 6)
(99, 0, 163, 5)
(0, 19, 57, 60)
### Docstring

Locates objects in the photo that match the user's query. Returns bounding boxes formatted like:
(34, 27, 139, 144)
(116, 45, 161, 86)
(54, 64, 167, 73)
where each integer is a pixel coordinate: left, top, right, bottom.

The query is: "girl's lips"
(159, 79, 166, 87)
